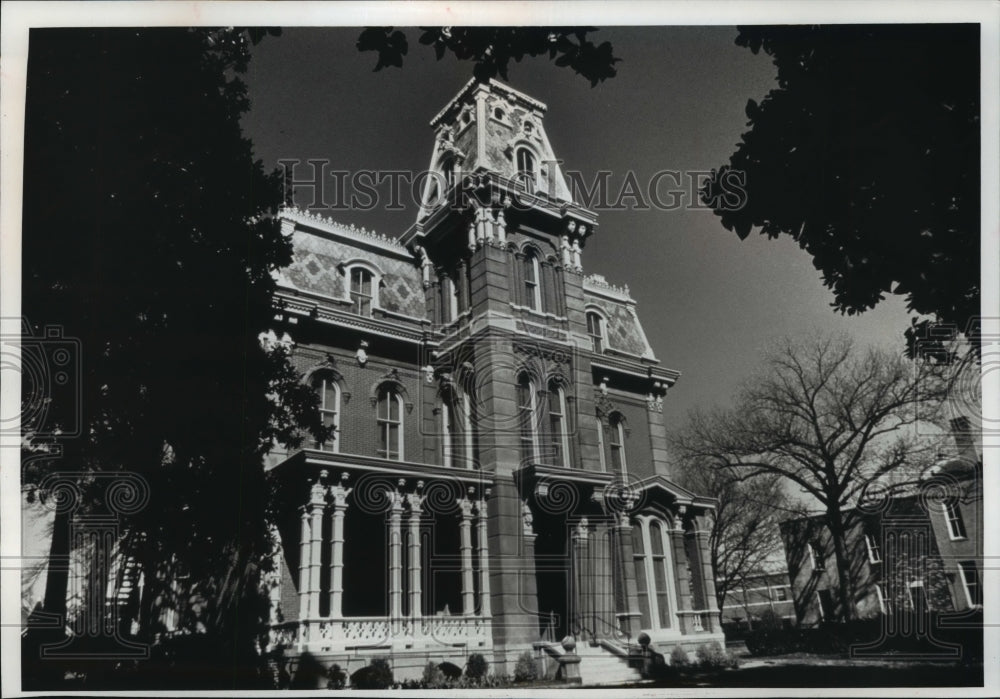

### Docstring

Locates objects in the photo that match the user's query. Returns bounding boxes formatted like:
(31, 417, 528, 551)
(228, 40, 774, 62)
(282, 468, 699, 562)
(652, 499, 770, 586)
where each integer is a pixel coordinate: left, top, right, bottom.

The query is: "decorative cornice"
(584, 274, 632, 302)
(431, 78, 547, 128)
(280, 207, 411, 258)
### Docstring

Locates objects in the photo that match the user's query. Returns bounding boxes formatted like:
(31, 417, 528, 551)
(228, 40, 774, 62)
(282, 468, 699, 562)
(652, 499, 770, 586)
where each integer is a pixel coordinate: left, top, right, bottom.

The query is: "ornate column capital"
(521, 499, 535, 537)
(329, 472, 352, 509)
(405, 480, 425, 515)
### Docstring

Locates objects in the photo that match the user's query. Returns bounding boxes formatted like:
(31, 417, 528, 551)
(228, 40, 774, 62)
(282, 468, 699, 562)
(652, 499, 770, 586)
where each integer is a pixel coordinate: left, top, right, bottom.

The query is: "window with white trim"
(376, 386, 403, 460)
(609, 413, 627, 476)
(586, 311, 605, 354)
(808, 542, 822, 571)
(865, 533, 882, 564)
(523, 250, 542, 312)
(874, 583, 887, 614)
(595, 415, 607, 471)
(546, 380, 570, 468)
(631, 517, 677, 631)
(958, 560, 981, 607)
(516, 373, 537, 463)
(314, 377, 340, 452)
(349, 266, 374, 316)
(907, 580, 929, 611)
(943, 501, 967, 540)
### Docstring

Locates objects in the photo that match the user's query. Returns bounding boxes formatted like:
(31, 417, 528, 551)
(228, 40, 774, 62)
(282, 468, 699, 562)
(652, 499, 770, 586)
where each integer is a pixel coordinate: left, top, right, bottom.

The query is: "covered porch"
(265, 451, 494, 656)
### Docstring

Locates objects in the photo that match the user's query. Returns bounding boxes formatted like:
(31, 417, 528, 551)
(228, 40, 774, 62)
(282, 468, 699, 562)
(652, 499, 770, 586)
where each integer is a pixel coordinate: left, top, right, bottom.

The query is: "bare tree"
(671, 334, 948, 622)
(674, 456, 795, 623)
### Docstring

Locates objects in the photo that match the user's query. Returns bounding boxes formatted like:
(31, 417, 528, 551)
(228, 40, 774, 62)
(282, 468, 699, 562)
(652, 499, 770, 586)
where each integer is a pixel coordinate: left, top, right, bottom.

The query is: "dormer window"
(516, 147, 536, 192)
(586, 311, 605, 353)
(349, 267, 374, 316)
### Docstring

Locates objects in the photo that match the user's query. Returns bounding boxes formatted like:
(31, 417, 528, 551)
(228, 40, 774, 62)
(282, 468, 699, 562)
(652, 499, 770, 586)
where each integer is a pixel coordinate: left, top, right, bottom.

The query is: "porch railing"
(267, 615, 492, 653)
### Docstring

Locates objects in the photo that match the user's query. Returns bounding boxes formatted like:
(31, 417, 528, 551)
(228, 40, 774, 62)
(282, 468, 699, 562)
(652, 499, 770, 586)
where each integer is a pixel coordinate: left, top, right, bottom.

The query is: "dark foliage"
(702, 25, 980, 344)
(350, 658, 394, 689)
(21, 26, 327, 687)
(745, 611, 983, 664)
(465, 652, 489, 679)
(357, 27, 619, 85)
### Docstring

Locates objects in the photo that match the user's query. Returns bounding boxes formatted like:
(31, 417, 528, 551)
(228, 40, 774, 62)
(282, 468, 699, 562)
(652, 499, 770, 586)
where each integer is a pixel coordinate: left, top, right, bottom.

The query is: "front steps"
(576, 643, 643, 686)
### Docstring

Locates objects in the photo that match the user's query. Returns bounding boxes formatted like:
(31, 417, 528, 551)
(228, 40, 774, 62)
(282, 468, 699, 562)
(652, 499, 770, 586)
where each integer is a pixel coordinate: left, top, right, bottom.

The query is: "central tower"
(402, 79, 609, 661)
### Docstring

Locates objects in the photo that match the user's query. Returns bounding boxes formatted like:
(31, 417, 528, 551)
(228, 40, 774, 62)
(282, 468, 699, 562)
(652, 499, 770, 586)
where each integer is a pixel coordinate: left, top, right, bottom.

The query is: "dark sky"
(240, 26, 911, 430)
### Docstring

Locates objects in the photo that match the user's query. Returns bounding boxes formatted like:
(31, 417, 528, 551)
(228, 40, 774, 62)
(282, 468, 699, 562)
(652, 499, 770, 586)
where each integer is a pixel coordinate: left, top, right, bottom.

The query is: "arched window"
(376, 385, 403, 460)
(349, 266, 374, 316)
(516, 372, 537, 463)
(609, 412, 627, 476)
(314, 376, 340, 452)
(516, 147, 536, 191)
(546, 380, 570, 468)
(586, 311, 605, 354)
(523, 249, 542, 312)
(632, 517, 678, 632)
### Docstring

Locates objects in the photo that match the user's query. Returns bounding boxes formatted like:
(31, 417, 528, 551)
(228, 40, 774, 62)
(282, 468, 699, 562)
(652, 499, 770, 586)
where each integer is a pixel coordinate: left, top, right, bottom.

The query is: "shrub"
(513, 651, 538, 682)
(696, 641, 729, 668)
(326, 663, 346, 689)
(756, 608, 783, 631)
(669, 645, 690, 667)
(350, 658, 393, 689)
(421, 661, 443, 687)
(438, 661, 462, 680)
(465, 653, 489, 680)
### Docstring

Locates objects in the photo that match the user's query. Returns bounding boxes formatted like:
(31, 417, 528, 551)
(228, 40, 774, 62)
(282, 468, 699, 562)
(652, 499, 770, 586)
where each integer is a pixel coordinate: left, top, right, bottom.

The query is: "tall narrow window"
(609, 413, 627, 476)
(516, 373, 537, 463)
(874, 583, 887, 614)
(349, 267, 374, 316)
(595, 416, 607, 471)
(377, 386, 403, 460)
(441, 400, 454, 468)
(958, 561, 981, 607)
(649, 522, 672, 628)
(546, 381, 569, 467)
(808, 542, 822, 571)
(314, 377, 340, 452)
(461, 392, 476, 469)
(631, 526, 651, 630)
(586, 312, 605, 353)
(865, 533, 882, 564)
(523, 251, 542, 312)
(516, 147, 536, 191)
(943, 501, 967, 539)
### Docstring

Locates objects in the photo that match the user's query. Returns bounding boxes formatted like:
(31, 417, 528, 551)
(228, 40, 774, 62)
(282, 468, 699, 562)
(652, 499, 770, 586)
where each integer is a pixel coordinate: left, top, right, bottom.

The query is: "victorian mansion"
(263, 79, 724, 684)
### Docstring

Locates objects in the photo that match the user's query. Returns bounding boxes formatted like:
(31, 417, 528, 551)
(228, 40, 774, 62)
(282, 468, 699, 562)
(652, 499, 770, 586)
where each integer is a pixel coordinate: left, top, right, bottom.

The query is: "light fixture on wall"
(356, 340, 369, 367)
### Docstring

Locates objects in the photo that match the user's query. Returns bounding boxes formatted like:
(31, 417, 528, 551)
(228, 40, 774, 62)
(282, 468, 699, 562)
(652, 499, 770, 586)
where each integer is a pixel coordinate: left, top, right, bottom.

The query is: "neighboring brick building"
(719, 561, 796, 633)
(262, 79, 724, 684)
(779, 424, 983, 627)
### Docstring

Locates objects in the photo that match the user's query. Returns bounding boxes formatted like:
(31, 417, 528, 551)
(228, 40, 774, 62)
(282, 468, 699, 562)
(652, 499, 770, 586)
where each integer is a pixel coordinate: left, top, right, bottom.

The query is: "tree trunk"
(826, 507, 856, 622)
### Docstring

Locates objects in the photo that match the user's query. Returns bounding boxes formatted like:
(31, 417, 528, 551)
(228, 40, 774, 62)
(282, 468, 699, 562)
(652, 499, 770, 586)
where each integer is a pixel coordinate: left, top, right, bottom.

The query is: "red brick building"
(263, 79, 724, 683)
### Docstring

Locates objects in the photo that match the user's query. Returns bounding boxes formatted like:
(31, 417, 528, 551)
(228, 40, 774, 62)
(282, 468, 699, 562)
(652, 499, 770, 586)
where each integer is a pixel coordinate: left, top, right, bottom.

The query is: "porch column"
(406, 484, 425, 619)
(458, 492, 475, 615)
(685, 511, 721, 633)
(669, 514, 694, 615)
(308, 474, 327, 619)
(476, 490, 492, 617)
(572, 517, 590, 639)
(389, 484, 404, 619)
(612, 511, 642, 637)
(297, 506, 311, 621)
(328, 473, 352, 619)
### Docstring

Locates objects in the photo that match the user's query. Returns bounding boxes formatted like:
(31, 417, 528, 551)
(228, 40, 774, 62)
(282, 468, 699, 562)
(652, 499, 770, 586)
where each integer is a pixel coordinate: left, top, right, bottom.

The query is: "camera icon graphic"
(1, 318, 81, 439)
